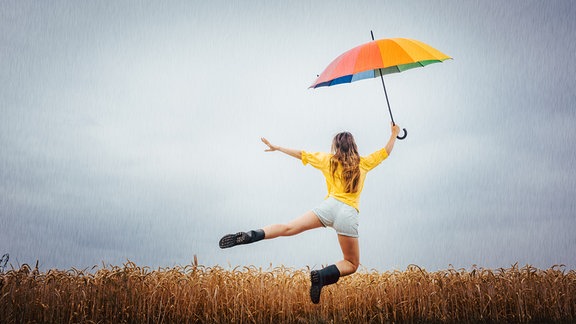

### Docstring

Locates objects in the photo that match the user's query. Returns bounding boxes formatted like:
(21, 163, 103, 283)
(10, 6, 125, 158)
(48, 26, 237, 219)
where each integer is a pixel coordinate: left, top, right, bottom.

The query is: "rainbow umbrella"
(310, 32, 451, 139)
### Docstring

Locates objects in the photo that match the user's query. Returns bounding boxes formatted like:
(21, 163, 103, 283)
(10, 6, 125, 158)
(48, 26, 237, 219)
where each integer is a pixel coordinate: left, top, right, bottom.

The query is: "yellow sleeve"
(301, 151, 331, 170)
(360, 148, 388, 171)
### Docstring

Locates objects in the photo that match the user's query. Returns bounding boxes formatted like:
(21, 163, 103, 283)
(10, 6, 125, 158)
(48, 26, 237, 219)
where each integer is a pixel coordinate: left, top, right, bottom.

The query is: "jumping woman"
(219, 123, 401, 304)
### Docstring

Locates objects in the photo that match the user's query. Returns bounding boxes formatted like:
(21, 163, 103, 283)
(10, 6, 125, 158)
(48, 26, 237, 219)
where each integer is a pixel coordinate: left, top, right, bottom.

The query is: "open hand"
(261, 137, 277, 152)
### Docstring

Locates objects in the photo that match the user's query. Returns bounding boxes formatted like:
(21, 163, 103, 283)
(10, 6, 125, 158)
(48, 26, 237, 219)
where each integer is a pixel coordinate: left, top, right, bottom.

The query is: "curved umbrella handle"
(397, 128, 407, 140)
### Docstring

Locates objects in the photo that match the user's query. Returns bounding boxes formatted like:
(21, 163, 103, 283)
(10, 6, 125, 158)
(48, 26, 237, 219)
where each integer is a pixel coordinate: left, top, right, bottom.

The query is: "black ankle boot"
(247, 229, 265, 242)
(310, 264, 340, 304)
(219, 229, 265, 249)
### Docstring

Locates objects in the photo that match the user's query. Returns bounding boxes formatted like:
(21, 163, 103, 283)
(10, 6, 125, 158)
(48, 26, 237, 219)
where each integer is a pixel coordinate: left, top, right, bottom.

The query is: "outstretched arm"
(261, 137, 302, 160)
(385, 123, 401, 155)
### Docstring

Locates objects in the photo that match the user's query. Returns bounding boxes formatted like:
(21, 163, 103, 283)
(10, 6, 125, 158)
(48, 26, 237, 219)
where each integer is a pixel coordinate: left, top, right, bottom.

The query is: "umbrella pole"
(371, 31, 407, 140)
(378, 72, 396, 125)
(378, 71, 407, 140)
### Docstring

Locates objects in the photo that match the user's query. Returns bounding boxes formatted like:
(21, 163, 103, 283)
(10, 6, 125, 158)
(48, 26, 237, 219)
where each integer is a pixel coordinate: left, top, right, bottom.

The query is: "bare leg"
(310, 235, 357, 304)
(335, 234, 360, 276)
(219, 211, 323, 249)
(262, 210, 323, 239)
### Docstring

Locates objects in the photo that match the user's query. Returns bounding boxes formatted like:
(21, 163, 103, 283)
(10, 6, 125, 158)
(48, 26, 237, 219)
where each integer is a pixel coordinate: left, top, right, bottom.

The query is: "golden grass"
(1, 260, 574, 323)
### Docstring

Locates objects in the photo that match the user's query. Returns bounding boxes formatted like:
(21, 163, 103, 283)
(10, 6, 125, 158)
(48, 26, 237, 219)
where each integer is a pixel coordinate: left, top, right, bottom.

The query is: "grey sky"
(1, 1, 575, 272)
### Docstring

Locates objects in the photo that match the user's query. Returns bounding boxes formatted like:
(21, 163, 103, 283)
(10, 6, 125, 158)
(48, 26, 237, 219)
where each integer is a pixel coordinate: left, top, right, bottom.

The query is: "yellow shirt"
(301, 148, 389, 211)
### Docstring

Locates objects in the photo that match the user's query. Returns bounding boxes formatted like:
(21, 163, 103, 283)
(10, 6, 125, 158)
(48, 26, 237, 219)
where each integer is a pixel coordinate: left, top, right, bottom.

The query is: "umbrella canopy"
(310, 36, 451, 139)
(310, 38, 451, 89)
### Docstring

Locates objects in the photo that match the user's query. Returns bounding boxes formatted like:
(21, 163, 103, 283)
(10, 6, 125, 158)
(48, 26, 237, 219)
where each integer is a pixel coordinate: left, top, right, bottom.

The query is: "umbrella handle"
(397, 128, 407, 140)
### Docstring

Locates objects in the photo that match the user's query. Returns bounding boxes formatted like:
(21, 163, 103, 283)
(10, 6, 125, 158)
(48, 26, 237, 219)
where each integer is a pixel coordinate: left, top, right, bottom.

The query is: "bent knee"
(348, 259, 360, 273)
(352, 262, 360, 273)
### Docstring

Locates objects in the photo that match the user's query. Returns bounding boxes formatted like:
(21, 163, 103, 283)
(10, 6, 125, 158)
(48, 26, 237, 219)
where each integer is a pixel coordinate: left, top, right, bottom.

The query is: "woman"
(219, 123, 401, 304)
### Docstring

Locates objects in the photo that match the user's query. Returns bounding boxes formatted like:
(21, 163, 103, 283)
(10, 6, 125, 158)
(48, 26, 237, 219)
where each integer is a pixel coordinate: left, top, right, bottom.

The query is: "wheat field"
(0, 259, 574, 323)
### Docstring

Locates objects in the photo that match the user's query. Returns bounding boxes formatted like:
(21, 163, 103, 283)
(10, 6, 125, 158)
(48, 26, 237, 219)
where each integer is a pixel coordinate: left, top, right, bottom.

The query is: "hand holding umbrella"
(310, 31, 451, 140)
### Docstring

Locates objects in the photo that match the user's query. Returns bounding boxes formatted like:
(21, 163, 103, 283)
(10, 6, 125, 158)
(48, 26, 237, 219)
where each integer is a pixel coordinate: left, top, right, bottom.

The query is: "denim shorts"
(312, 197, 359, 238)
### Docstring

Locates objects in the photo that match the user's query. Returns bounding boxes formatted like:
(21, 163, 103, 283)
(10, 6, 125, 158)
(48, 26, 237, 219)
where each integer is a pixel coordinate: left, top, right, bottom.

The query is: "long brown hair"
(330, 132, 361, 193)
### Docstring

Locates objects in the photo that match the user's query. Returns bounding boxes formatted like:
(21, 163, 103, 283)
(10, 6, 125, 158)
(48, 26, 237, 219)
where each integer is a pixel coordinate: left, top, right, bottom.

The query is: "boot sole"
(310, 270, 323, 304)
(219, 232, 250, 249)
